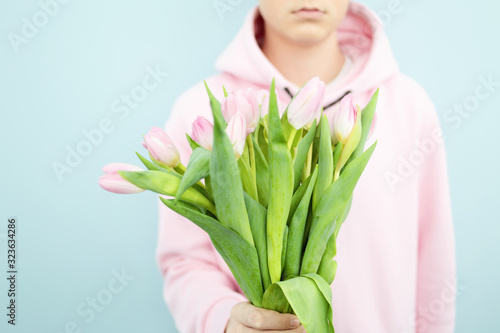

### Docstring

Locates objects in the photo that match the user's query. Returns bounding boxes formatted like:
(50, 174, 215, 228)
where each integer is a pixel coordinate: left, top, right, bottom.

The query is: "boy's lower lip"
(293, 9, 325, 19)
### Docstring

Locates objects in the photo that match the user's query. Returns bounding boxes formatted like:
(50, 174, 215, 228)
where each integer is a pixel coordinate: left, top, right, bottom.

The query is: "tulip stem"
(332, 142, 343, 182)
(239, 157, 259, 202)
(174, 163, 186, 175)
(287, 128, 297, 151)
(253, 122, 261, 141)
(302, 145, 313, 182)
(246, 136, 257, 189)
(333, 156, 342, 182)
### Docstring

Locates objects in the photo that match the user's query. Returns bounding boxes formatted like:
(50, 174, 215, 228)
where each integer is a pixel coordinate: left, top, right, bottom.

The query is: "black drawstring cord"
(284, 87, 294, 99)
(283, 87, 352, 111)
(322, 90, 352, 110)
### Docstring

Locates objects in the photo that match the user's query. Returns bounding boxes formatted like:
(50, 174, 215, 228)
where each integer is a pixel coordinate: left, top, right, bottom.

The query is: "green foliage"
(114, 82, 380, 332)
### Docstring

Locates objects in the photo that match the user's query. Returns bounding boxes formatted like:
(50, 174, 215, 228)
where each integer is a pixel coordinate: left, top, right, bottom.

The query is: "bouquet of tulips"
(99, 77, 378, 332)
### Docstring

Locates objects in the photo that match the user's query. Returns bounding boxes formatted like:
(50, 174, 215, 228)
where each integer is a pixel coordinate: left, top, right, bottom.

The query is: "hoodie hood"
(215, 2, 399, 108)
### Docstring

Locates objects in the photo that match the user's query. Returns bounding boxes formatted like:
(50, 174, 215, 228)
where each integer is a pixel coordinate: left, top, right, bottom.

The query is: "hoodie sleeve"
(155, 89, 247, 333)
(415, 91, 456, 333)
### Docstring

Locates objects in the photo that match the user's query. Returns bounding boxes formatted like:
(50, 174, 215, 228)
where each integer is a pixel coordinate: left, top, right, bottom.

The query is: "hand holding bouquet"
(99, 77, 378, 332)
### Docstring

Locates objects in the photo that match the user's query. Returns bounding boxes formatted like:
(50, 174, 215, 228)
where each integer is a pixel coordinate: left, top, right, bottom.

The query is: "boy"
(156, 1, 456, 332)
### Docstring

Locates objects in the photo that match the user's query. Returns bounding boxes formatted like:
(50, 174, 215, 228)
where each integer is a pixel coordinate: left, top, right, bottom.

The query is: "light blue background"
(1, 0, 499, 332)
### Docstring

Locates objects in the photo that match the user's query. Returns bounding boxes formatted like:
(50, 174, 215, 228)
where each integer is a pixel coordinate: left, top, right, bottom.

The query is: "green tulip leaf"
(243, 192, 271, 291)
(135, 152, 167, 172)
(251, 135, 270, 208)
(262, 274, 334, 333)
(204, 81, 254, 246)
(161, 198, 263, 307)
(175, 147, 211, 203)
(313, 115, 334, 211)
(119, 170, 216, 215)
(287, 171, 313, 226)
(283, 166, 318, 279)
(257, 118, 269, 163)
(317, 195, 351, 284)
(301, 142, 377, 274)
(266, 79, 294, 283)
(293, 120, 317, 191)
(348, 88, 379, 164)
(185, 133, 202, 151)
(238, 157, 258, 201)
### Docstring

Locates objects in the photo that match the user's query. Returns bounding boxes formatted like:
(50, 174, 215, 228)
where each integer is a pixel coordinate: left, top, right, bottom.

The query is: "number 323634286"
(7, 218, 16, 269)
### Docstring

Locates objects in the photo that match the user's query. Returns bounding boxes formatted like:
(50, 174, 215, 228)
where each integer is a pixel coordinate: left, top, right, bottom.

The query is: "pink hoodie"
(156, 2, 456, 333)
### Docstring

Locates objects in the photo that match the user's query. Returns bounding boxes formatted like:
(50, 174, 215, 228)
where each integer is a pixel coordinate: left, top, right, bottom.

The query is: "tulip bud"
(330, 94, 358, 144)
(258, 89, 285, 117)
(221, 88, 260, 135)
(191, 116, 214, 150)
(99, 163, 145, 194)
(142, 127, 180, 168)
(286, 76, 325, 130)
(331, 96, 362, 180)
(226, 112, 247, 159)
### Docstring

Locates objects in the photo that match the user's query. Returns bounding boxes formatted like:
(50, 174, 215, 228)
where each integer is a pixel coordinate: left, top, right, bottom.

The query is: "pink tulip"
(327, 94, 359, 145)
(287, 77, 325, 129)
(142, 127, 180, 168)
(226, 112, 247, 159)
(191, 116, 214, 150)
(327, 94, 363, 180)
(99, 163, 145, 194)
(221, 88, 260, 134)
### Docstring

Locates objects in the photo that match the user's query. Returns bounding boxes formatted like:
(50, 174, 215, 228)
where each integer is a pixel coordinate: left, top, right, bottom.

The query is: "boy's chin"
(285, 27, 332, 45)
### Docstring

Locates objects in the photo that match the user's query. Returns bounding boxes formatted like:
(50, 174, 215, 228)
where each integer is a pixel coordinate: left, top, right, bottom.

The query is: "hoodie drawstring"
(283, 87, 351, 111)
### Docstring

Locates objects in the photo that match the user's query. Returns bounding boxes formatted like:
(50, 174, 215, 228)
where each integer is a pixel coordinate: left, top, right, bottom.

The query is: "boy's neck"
(260, 23, 345, 89)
